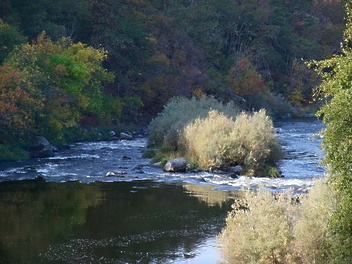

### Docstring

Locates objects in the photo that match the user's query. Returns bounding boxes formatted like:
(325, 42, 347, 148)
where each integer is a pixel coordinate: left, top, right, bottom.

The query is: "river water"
(0, 118, 325, 263)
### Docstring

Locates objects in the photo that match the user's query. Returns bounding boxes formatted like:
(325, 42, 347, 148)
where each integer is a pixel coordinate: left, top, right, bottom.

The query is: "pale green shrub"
(183, 109, 282, 172)
(293, 179, 337, 263)
(183, 110, 235, 168)
(148, 96, 240, 148)
(218, 179, 338, 264)
(227, 110, 282, 173)
(218, 188, 297, 264)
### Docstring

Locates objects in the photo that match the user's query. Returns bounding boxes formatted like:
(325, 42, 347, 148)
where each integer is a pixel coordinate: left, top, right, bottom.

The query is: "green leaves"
(0, 20, 27, 64)
(310, 3, 352, 263)
(5, 33, 113, 142)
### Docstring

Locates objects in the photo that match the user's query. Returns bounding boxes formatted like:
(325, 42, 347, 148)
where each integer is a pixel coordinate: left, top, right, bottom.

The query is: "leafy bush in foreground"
(218, 179, 337, 264)
(218, 188, 295, 264)
(293, 179, 337, 263)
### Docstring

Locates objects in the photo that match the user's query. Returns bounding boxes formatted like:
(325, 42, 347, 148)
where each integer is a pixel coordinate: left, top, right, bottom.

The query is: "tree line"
(0, 0, 348, 159)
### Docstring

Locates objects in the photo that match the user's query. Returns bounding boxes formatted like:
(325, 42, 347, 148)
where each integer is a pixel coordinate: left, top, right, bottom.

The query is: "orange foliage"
(229, 57, 268, 96)
(0, 64, 41, 143)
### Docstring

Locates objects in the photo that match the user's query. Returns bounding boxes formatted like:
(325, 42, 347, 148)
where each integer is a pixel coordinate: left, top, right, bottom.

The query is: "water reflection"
(0, 179, 237, 263)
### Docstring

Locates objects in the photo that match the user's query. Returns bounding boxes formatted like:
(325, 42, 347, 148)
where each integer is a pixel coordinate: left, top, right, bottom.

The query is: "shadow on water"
(0, 178, 238, 264)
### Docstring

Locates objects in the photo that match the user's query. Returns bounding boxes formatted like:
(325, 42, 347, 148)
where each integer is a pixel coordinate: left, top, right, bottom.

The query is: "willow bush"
(148, 96, 282, 176)
(183, 109, 282, 174)
(218, 188, 296, 264)
(218, 179, 337, 264)
(293, 179, 337, 263)
(148, 96, 240, 149)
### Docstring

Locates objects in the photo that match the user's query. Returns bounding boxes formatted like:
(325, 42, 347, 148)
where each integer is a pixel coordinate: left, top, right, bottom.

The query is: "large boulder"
(29, 136, 55, 158)
(163, 158, 187, 173)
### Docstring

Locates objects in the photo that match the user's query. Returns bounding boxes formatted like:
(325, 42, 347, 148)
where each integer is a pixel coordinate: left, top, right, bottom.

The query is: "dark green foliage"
(142, 149, 156, 159)
(0, 144, 29, 161)
(0, 20, 27, 64)
(0, 0, 348, 161)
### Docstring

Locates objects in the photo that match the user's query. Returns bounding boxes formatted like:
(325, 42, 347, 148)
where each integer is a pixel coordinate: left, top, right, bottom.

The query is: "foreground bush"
(218, 188, 296, 264)
(293, 179, 336, 263)
(218, 179, 337, 264)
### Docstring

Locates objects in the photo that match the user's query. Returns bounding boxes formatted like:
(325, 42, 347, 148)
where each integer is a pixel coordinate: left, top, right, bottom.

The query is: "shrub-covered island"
(147, 96, 283, 177)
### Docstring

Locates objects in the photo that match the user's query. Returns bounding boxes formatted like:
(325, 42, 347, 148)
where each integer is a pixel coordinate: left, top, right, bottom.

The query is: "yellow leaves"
(288, 89, 305, 107)
(69, 43, 107, 63)
(191, 87, 205, 98)
(219, 188, 296, 264)
(182, 108, 280, 172)
(33, 32, 58, 54)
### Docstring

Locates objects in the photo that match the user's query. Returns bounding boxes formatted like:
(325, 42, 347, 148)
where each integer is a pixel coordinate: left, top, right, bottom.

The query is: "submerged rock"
(105, 171, 127, 177)
(164, 158, 187, 173)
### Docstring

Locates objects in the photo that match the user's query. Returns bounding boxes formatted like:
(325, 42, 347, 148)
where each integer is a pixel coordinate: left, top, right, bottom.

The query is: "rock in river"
(164, 158, 187, 173)
(29, 136, 55, 158)
(120, 132, 133, 140)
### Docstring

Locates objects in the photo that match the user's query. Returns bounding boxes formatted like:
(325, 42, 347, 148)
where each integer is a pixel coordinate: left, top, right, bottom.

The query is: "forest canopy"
(0, 0, 348, 159)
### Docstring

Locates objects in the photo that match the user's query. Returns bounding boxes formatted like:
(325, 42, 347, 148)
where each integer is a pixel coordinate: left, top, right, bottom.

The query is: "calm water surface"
(0, 118, 325, 263)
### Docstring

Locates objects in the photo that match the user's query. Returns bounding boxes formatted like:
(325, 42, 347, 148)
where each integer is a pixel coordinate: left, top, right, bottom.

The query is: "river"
(0, 118, 325, 263)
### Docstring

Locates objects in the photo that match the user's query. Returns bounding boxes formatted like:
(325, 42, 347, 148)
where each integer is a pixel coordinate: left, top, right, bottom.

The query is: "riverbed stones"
(120, 132, 133, 140)
(29, 136, 55, 158)
(163, 158, 187, 173)
(105, 171, 127, 177)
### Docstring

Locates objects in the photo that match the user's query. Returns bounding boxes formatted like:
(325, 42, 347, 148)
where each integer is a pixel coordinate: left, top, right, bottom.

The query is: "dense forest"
(0, 0, 348, 159)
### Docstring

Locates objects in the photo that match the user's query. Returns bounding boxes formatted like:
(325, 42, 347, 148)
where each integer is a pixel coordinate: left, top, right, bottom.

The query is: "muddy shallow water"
(0, 118, 325, 263)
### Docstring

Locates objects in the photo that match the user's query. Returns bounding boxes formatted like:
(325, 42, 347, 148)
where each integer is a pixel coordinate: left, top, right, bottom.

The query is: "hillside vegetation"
(0, 0, 347, 159)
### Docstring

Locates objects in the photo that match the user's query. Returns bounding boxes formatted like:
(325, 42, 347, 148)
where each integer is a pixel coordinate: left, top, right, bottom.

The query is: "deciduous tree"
(6, 32, 113, 141)
(309, 4, 352, 262)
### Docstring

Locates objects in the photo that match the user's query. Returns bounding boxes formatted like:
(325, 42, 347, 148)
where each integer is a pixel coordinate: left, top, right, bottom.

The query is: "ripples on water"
(0, 118, 325, 264)
(0, 118, 325, 193)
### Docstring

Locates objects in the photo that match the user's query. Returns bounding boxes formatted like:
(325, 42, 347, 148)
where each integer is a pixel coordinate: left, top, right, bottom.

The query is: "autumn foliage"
(0, 64, 41, 144)
(229, 57, 268, 96)
(2, 33, 113, 146)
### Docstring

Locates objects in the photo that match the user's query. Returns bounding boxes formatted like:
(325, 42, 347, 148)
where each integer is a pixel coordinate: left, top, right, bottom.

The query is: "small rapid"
(0, 118, 325, 192)
(0, 118, 326, 264)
